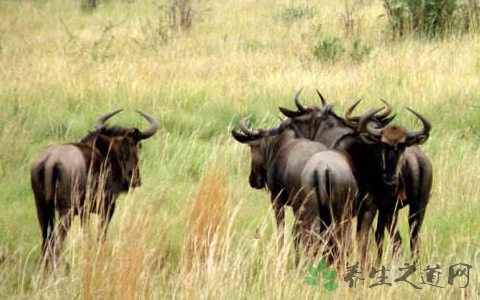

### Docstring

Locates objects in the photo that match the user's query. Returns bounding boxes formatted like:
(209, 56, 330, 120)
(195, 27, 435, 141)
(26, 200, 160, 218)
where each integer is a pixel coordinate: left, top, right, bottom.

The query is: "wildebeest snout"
(126, 169, 141, 189)
(249, 173, 265, 189)
(382, 173, 398, 189)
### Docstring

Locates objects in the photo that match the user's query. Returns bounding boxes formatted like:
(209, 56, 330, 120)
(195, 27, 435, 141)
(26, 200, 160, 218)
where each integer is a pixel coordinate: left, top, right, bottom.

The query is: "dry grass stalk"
(182, 167, 227, 264)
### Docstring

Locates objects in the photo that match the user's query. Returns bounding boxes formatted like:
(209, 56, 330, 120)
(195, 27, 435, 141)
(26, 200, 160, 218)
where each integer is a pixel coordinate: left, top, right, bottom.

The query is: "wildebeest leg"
(408, 205, 426, 263)
(53, 208, 73, 268)
(375, 211, 387, 263)
(40, 202, 56, 268)
(291, 203, 304, 266)
(357, 204, 375, 267)
(99, 199, 116, 242)
(297, 192, 322, 263)
(271, 194, 285, 250)
(291, 195, 319, 266)
(386, 210, 402, 258)
(34, 195, 56, 266)
(31, 169, 56, 268)
(332, 217, 352, 269)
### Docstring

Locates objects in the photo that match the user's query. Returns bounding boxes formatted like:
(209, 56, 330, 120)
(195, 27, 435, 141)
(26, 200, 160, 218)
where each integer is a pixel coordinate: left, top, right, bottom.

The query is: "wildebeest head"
(278, 89, 335, 140)
(231, 118, 289, 189)
(84, 109, 159, 191)
(357, 107, 431, 191)
(278, 89, 395, 145)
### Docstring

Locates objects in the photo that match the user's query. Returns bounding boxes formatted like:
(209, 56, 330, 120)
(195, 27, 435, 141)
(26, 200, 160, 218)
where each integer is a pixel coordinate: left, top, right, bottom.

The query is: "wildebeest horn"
(316, 89, 327, 106)
(405, 107, 431, 144)
(136, 110, 159, 140)
(240, 117, 289, 137)
(239, 117, 260, 137)
(266, 118, 290, 135)
(376, 99, 393, 120)
(294, 88, 307, 112)
(357, 108, 384, 139)
(95, 109, 123, 130)
(279, 106, 305, 118)
(344, 99, 362, 127)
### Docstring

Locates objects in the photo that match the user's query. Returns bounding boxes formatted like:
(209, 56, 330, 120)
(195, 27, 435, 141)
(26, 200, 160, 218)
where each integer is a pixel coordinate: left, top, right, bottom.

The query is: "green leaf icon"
(317, 259, 327, 272)
(323, 270, 337, 280)
(305, 277, 317, 286)
(323, 281, 338, 291)
(308, 266, 318, 277)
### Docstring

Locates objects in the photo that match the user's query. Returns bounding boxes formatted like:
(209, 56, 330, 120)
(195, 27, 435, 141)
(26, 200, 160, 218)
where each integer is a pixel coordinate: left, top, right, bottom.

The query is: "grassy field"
(0, 0, 479, 299)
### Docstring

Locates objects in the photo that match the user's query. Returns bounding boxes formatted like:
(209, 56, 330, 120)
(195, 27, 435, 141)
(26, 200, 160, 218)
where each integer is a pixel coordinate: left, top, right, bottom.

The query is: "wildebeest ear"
(279, 106, 303, 118)
(126, 128, 143, 141)
(231, 130, 255, 144)
(406, 134, 429, 146)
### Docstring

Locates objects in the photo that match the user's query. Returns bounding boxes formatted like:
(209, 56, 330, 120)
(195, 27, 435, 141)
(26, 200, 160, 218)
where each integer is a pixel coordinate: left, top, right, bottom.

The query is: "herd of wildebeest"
(30, 89, 432, 269)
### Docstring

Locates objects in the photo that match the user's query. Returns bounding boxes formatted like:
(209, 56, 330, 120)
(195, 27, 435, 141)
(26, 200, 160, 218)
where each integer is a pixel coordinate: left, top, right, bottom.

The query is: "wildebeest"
(279, 89, 432, 263)
(30, 109, 158, 267)
(354, 108, 432, 262)
(232, 118, 358, 263)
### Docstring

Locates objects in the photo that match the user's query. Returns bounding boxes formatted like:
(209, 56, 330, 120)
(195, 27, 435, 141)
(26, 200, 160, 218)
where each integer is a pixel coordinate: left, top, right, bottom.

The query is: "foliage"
(278, 5, 317, 22)
(0, 0, 479, 299)
(168, 0, 195, 30)
(383, 0, 480, 38)
(313, 36, 372, 64)
(349, 36, 372, 63)
(313, 37, 345, 64)
(81, 0, 97, 11)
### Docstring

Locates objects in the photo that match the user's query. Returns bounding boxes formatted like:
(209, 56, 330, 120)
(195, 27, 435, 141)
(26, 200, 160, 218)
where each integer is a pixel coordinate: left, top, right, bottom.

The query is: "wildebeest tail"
(43, 162, 59, 236)
(313, 168, 332, 227)
(314, 168, 331, 205)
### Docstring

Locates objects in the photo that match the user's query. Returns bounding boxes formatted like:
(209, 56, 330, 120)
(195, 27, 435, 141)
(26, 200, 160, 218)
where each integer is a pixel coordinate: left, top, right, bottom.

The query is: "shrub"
(349, 36, 372, 63)
(312, 37, 345, 64)
(312, 36, 372, 64)
(168, 0, 194, 30)
(383, 0, 480, 38)
(278, 5, 317, 22)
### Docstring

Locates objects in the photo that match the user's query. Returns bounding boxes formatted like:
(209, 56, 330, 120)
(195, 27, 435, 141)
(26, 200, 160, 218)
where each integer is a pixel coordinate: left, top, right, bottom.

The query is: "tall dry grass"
(182, 167, 227, 264)
(0, 0, 479, 299)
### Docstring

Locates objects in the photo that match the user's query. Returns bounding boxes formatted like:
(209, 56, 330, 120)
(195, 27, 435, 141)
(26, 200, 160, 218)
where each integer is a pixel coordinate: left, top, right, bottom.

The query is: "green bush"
(383, 0, 480, 38)
(312, 36, 372, 64)
(349, 36, 372, 63)
(312, 37, 345, 64)
(278, 5, 317, 22)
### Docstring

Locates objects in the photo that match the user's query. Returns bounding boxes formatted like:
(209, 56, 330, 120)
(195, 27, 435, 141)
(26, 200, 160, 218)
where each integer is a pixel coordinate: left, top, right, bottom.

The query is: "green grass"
(0, 0, 479, 299)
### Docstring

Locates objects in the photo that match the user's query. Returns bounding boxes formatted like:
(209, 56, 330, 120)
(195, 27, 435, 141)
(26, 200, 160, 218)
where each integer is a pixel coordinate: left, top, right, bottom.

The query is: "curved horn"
(136, 110, 159, 140)
(95, 109, 123, 130)
(380, 113, 396, 126)
(294, 88, 307, 112)
(264, 119, 290, 136)
(344, 99, 362, 126)
(376, 99, 393, 120)
(239, 117, 260, 137)
(316, 89, 327, 106)
(405, 107, 431, 142)
(357, 108, 384, 139)
(279, 106, 304, 118)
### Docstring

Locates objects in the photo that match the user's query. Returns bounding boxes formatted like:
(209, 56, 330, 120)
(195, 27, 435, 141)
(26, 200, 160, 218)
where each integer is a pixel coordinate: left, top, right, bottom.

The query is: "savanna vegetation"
(0, 0, 479, 299)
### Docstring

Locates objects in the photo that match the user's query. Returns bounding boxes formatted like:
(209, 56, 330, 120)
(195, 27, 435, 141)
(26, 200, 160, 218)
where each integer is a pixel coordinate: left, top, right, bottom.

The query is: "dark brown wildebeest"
(232, 119, 358, 264)
(280, 90, 432, 263)
(30, 110, 158, 268)
(354, 108, 432, 262)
